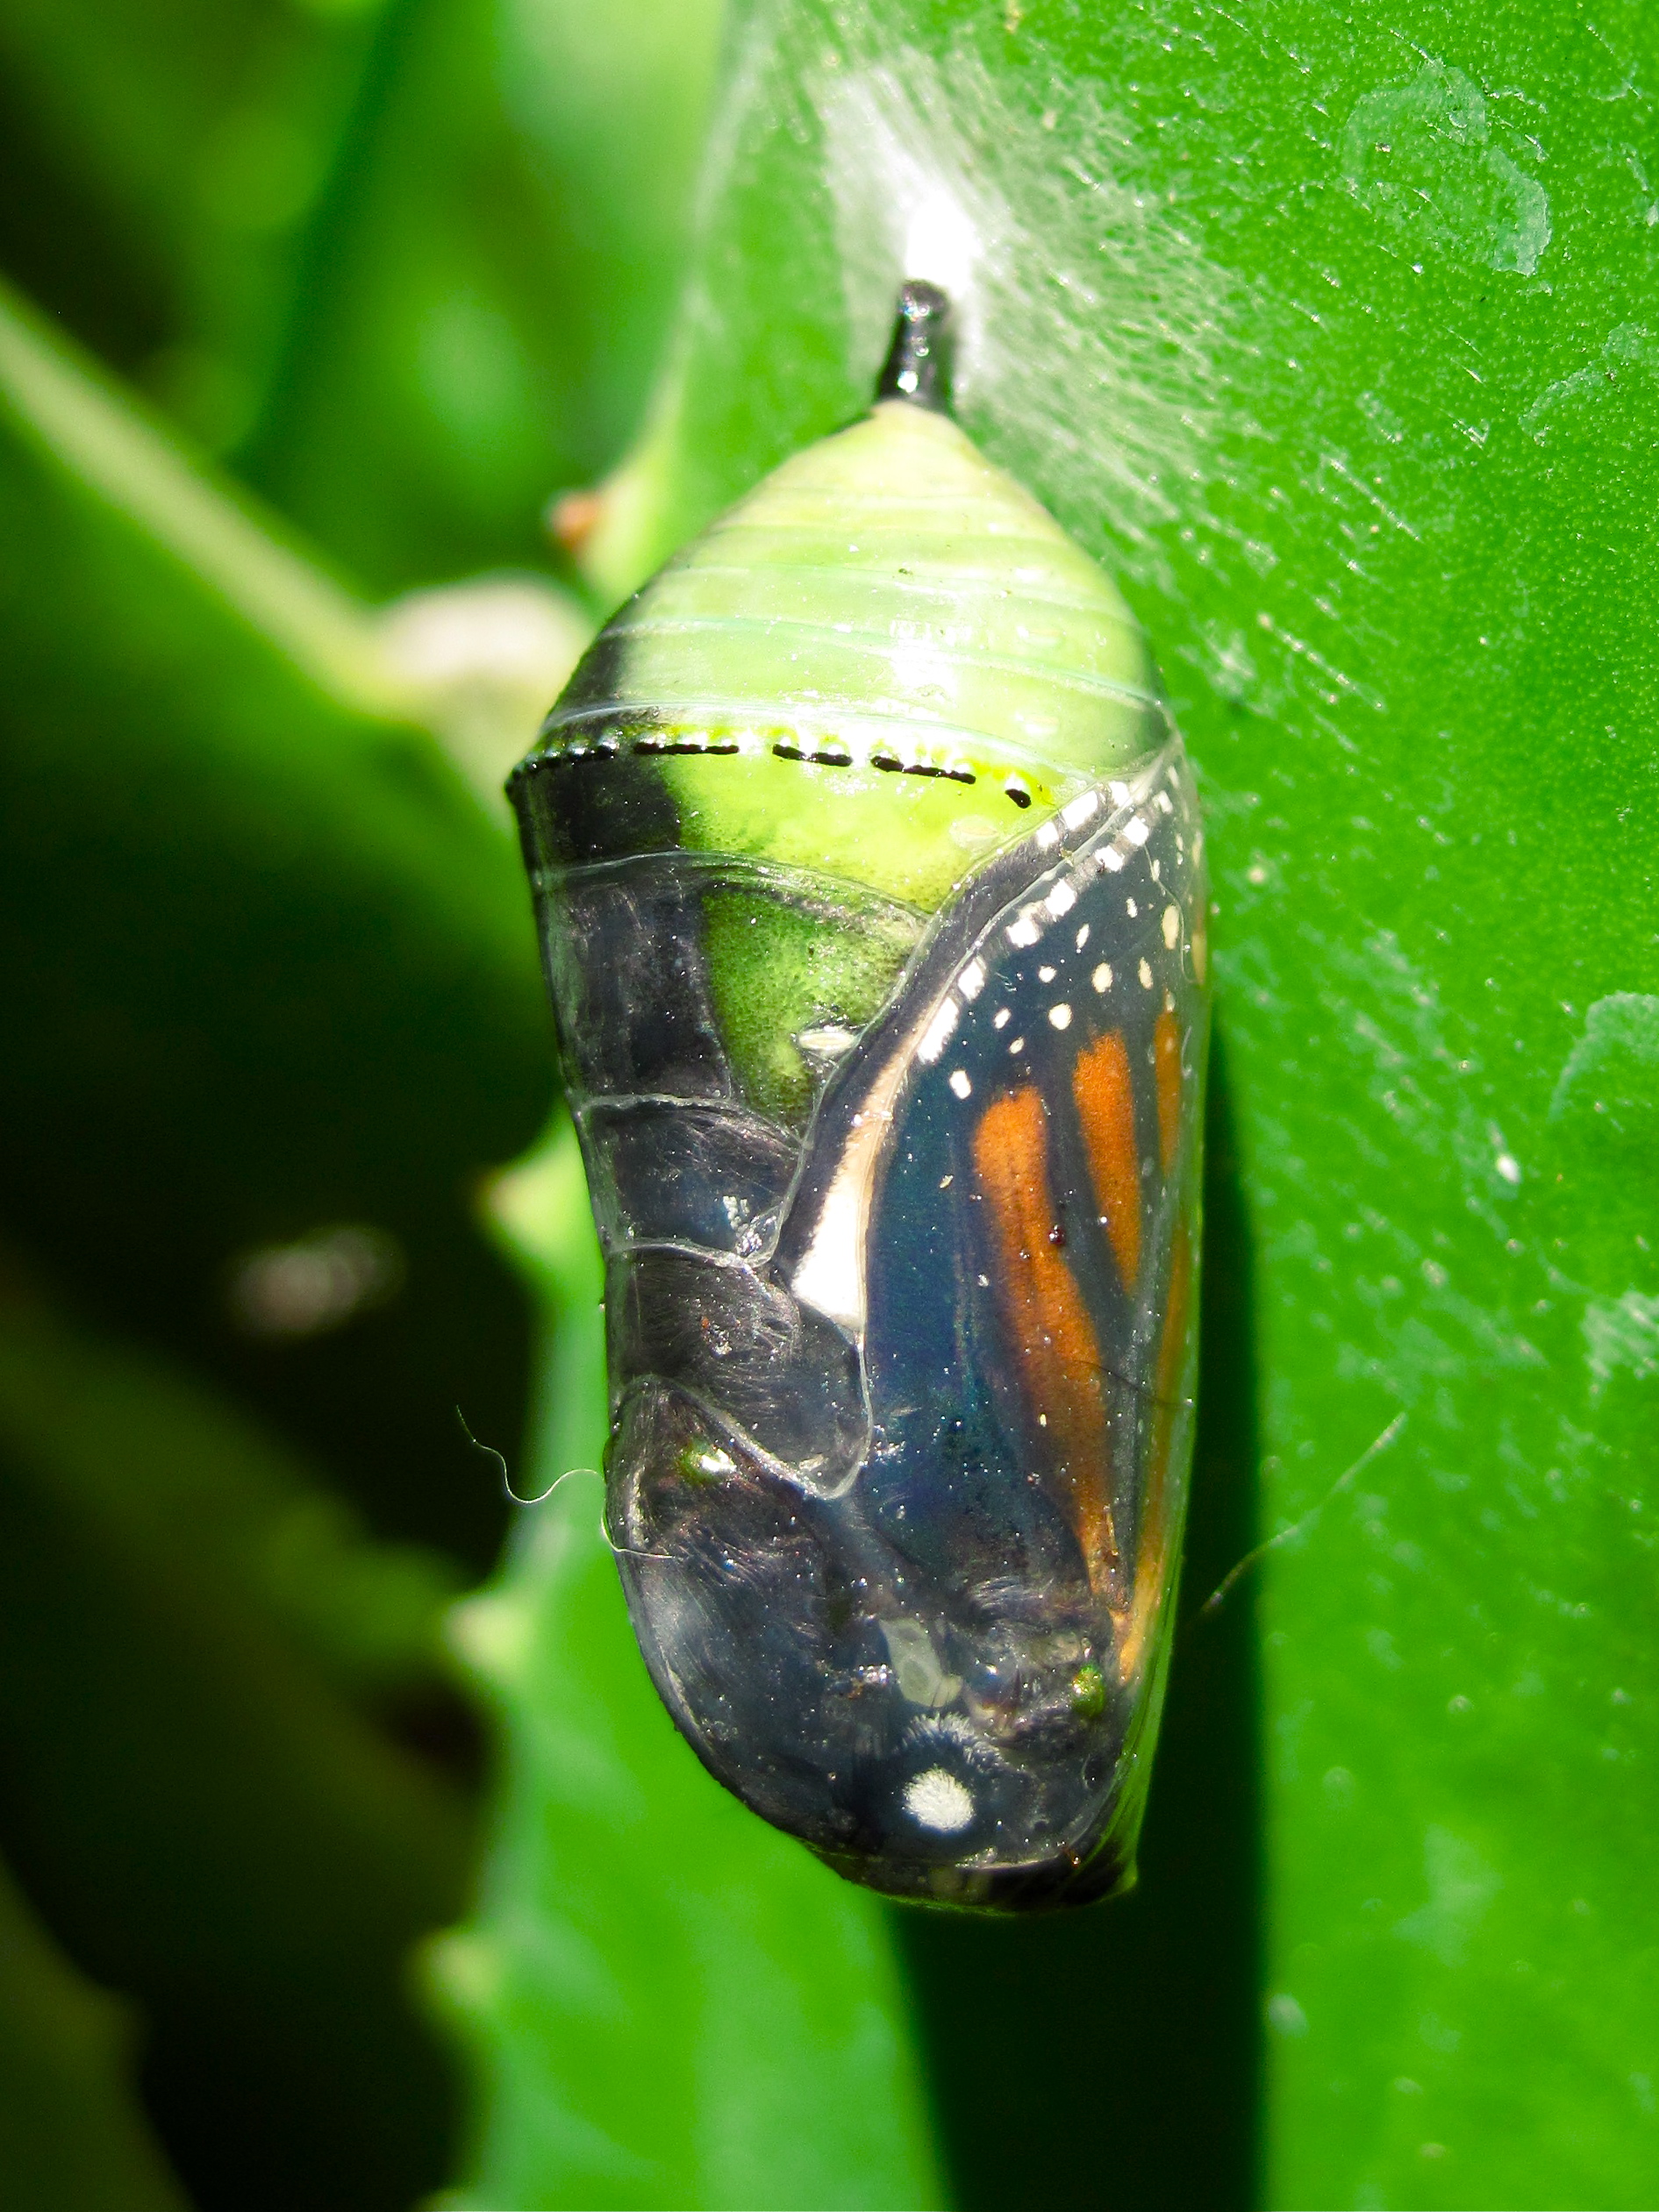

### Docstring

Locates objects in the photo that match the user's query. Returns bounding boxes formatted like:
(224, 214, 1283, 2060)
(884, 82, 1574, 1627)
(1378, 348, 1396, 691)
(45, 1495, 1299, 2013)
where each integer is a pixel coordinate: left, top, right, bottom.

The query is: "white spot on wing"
(792, 1177, 872, 1334)
(796, 980, 952, 1336)
(1092, 963, 1112, 992)
(958, 959, 986, 1001)
(1045, 880, 1076, 917)
(917, 996, 959, 1064)
(1049, 1003, 1072, 1029)
(948, 1068, 972, 1099)
(903, 1767, 976, 1833)
(1139, 959, 1154, 988)
(1162, 904, 1182, 948)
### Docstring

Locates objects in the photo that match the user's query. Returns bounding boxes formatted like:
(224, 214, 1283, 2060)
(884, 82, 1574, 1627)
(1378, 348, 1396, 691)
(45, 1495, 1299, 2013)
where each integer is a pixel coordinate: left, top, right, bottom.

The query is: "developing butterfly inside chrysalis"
(510, 282, 1209, 1909)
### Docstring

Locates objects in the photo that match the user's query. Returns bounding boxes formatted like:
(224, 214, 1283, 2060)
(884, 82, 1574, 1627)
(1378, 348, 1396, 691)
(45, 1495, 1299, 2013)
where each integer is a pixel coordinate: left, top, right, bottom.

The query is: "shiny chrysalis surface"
(511, 286, 1210, 1909)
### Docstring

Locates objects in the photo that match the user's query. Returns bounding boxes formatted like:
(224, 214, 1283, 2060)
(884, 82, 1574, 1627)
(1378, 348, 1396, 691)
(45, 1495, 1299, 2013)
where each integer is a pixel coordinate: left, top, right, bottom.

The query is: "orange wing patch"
(973, 1087, 1119, 1596)
(1154, 1009, 1183, 1176)
(1071, 1030, 1141, 1290)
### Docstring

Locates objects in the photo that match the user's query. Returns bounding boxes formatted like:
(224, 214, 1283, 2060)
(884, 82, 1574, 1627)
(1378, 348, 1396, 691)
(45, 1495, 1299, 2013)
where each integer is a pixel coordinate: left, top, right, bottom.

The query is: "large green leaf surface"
(485, 3, 1659, 2205)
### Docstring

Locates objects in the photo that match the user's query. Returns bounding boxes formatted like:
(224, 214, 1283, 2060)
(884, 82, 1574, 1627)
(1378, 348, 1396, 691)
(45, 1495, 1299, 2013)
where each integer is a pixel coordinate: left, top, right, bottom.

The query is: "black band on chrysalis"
(876, 282, 954, 413)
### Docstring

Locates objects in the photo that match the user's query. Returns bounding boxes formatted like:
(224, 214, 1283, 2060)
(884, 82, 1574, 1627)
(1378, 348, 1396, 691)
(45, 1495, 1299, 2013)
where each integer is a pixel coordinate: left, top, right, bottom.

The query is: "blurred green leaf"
(0, 274, 594, 2206)
(0, 276, 571, 1562)
(245, 0, 725, 589)
(0, 0, 387, 447)
(0, 1262, 467, 1699)
(0, 1265, 476, 2212)
(529, 1, 1659, 2204)
(430, 1127, 943, 2211)
(0, 1847, 191, 2212)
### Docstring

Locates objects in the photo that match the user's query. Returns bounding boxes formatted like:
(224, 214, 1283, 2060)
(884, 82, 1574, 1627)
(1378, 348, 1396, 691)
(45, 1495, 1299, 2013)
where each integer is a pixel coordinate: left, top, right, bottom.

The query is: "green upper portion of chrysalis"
(598, 397, 1159, 773)
(540, 397, 1169, 913)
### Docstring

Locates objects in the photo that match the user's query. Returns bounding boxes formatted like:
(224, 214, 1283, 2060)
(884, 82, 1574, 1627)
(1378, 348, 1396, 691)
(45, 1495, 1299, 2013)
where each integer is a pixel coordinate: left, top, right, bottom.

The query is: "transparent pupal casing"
(511, 289, 1210, 1909)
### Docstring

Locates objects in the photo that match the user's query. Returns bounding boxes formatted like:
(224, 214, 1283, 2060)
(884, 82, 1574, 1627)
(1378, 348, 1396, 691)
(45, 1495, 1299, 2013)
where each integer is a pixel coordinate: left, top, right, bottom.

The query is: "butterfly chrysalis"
(511, 284, 1209, 1909)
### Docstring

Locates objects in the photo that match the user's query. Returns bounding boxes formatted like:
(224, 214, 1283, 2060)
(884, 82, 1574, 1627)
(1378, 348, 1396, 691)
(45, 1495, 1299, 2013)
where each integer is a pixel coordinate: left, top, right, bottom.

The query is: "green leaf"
(244, 0, 726, 589)
(0, 0, 388, 448)
(431, 1127, 943, 2211)
(536, 3, 1659, 2203)
(0, 277, 573, 1564)
(0, 1846, 191, 2212)
(0, 1269, 468, 1699)
(0, 1267, 476, 2212)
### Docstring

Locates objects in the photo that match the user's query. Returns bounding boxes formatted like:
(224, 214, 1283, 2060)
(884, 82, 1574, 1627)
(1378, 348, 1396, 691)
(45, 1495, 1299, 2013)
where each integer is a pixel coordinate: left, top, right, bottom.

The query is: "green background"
(0, 0, 1653, 2207)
